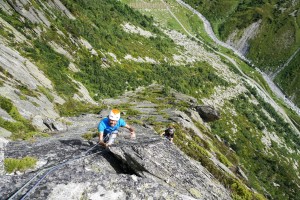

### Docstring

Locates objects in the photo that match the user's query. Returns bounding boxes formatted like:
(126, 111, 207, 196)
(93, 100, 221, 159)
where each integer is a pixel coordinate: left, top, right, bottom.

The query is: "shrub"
(4, 156, 37, 173)
(231, 181, 252, 200)
(38, 86, 54, 102)
(82, 132, 98, 141)
(216, 151, 233, 167)
(56, 99, 103, 116)
(16, 85, 39, 98)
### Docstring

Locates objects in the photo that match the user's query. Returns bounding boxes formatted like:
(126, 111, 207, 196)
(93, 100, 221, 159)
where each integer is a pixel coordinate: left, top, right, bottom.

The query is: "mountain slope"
(182, 0, 300, 107)
(0, 0, 300, 199)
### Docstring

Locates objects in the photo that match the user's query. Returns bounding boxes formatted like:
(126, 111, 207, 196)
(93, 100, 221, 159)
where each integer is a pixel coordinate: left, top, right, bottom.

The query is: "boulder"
(195, 105, 220, 122)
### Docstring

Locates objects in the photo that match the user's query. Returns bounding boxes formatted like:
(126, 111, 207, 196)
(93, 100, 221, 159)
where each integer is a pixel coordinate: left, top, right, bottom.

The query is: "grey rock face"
(1, 118, 231, 200)
(0, 108, 15, 122)
(0, 1, 13, 15)
(0, 137, 9, 175)
(110, 131, 231, 199)
(225, 20, 262, 56)
(0, 127, 12, 138)
(0, 41, 60, 123)
(6, 0, 51, 27)
(47, 0, 76, 20)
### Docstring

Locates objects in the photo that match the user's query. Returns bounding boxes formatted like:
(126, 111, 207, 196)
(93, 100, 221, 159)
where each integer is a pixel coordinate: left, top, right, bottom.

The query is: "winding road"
(174, 0, 300, 117)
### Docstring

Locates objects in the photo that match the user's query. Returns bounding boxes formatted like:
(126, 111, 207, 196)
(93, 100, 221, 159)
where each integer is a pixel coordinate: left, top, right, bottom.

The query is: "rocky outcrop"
(4, 0, 75, 27)
(0, 1, 13, 15)
(6, 0, 51, 27)
(0, 8, 96, 132)
(0, 40, 62, 126)
(47, 0, 76, 20)
(0, 137, 9, 175)
(1, 116, 231, 200)
(226, 20, 261, 55)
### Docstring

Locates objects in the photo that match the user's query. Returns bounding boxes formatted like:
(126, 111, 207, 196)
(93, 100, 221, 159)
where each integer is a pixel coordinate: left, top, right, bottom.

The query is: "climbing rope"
(8, 143, 100, 200)
(7, 135, 163, 199)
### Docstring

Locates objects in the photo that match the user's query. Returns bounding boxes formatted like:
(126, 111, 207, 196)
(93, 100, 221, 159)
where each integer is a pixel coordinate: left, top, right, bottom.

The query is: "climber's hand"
(130, 132, 136, 140)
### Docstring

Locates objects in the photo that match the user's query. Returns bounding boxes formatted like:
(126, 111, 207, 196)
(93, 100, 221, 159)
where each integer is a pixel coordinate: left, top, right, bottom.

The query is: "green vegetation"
(183, 0, 300, 68)
(0, 65, 13, 79)
(74, 57, 228, 100)
(82, 130, 98, 141)
(230, 59, 271, 94)
(123, 0, 219, 50)
(4, 156, 37, 173)
(182, 0, 240, 35)
(38, 86, 54, 102)
(216, 151, 233, 167)
(56, 99, 103, 116)
(174, 125, 262, 200)
(22, 40, 77, 98)
(128, 87, 271, 199)
(60, 0, 177, 59)
(211, 86, 300, 199)
(0, 96, 40, 140)
(275, 50, 300, 107)
(287, 109, 300, 131)
(0, 10, 36, 36)
(16, 85, 39, 98)
(2, 0, 229, 105)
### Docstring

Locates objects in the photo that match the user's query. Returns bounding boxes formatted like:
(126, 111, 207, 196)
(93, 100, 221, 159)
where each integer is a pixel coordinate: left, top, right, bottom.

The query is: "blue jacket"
(98, 117, 126, 135)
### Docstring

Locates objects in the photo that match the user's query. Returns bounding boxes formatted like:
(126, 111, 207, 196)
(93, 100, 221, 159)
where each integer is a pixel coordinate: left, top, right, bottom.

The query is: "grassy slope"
(274, 50, 300, 105)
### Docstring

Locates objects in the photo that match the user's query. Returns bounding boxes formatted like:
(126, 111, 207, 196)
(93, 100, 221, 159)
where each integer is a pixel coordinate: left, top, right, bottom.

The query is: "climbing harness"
(7, 143, 100, 200)
(103, 130, 118, 145)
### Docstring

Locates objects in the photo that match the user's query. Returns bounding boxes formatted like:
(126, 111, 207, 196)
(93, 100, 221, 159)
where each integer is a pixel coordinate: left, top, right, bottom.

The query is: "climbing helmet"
(109, 109, 121, 121)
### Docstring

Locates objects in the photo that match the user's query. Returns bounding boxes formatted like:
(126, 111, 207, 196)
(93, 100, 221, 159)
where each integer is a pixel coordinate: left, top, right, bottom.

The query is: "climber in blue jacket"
(98, 109, 135, 147)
